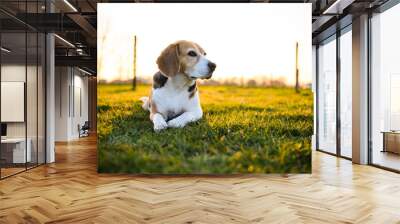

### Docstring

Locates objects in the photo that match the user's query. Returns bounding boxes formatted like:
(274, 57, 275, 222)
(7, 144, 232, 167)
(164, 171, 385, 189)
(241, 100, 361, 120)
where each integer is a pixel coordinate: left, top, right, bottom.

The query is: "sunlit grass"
(98, 84, 313, 174)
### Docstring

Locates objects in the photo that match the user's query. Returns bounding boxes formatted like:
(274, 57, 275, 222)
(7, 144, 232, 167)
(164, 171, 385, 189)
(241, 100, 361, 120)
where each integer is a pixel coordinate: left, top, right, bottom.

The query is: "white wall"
(55, 66, 70, 141)
(1, 65, 26, 132)
(72, 72, 89, 138)
(1, 82, 25, 122)
(1, 63, 46, 164)
(1, 65, 26, 154)
(55, 67, 89, 141)
(1, 65, 36, 138)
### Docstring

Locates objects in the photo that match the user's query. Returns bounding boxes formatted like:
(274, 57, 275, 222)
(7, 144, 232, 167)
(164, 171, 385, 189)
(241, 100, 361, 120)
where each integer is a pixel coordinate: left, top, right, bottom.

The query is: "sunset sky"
(97, 3, 311, 85)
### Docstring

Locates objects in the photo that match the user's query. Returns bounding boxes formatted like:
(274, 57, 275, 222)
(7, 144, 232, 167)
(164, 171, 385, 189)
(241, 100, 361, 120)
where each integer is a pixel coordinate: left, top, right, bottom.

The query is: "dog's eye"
(204, 52, 207, 56)
(188, 51, 197, 57)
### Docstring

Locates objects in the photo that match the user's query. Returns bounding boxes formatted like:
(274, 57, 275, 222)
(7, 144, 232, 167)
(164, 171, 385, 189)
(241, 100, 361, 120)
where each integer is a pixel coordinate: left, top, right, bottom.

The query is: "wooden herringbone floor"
(1, 136, 400, 224)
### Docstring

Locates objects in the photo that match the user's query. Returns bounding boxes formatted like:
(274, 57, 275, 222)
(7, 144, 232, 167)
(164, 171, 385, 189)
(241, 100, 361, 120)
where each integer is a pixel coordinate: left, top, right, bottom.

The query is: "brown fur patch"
(156, 44, 180, 77)
(149, 99, 159, 120)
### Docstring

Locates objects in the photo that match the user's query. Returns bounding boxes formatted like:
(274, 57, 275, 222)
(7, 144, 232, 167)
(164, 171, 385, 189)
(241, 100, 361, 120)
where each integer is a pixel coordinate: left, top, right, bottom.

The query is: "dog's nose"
(208, 62, 216, 72)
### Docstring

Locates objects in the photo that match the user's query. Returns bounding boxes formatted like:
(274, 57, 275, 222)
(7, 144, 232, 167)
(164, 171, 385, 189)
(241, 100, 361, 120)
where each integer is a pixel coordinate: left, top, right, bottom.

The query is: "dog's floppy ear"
(156, 43, 180, 77)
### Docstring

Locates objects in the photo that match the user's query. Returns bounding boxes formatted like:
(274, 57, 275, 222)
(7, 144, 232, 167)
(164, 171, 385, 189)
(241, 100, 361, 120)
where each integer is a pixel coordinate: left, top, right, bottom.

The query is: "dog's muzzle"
(205, 62, 216, 79)
(208, 62, 216, 72)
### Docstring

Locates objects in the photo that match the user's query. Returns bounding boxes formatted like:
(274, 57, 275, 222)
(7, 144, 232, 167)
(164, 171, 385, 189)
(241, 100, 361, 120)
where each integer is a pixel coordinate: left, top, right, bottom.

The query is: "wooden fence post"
(133, 35, 137, 90)
(295, 42, 300, 93)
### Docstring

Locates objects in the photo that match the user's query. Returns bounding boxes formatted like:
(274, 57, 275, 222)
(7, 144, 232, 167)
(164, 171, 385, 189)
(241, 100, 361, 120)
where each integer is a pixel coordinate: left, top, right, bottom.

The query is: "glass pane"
(1, 31, 27, 177)
(27, 31, 38, 169)
(38, 33, 45, 165)
(340, 29, 352, 158)
(25, 0, 38, 169)
(318, 37, 337, 154)
(371, 4, 400, 171)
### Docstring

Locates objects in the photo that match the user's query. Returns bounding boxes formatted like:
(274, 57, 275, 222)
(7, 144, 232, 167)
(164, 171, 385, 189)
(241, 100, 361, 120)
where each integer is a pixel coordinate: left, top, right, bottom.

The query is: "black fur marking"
(188, 82, 197, 99)
(153, 71, 168, 89)
(166, 110, 184, 122)
(188, 82, 196, 92)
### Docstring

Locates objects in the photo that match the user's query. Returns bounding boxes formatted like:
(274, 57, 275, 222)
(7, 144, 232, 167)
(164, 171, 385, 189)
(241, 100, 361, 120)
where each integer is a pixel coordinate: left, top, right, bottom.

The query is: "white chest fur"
(152, 80, 201, 119)
(149, 74, 204, 131)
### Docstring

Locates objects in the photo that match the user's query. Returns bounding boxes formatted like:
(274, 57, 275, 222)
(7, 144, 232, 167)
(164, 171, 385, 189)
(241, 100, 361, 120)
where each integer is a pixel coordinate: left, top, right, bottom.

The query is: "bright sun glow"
(98, 3, 311, 86)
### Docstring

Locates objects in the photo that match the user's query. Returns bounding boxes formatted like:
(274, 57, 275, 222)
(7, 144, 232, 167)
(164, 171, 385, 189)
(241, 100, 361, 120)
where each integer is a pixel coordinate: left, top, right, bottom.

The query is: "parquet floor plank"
(0, 136, 399, 223)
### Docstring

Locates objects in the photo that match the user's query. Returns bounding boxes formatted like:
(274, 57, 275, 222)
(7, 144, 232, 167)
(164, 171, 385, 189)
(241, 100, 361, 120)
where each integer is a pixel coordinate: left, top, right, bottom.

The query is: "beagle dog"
(140, 40, 216, 131)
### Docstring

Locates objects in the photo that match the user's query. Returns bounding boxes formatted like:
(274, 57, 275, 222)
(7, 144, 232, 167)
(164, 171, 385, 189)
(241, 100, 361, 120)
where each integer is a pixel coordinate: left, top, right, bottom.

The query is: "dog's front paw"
(167, 119, 186, 128)
(154, 119, 168, 132)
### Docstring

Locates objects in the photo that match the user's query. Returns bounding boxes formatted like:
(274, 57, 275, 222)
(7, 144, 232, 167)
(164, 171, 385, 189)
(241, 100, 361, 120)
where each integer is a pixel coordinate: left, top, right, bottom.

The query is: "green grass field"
(97, 84, 313, 174)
